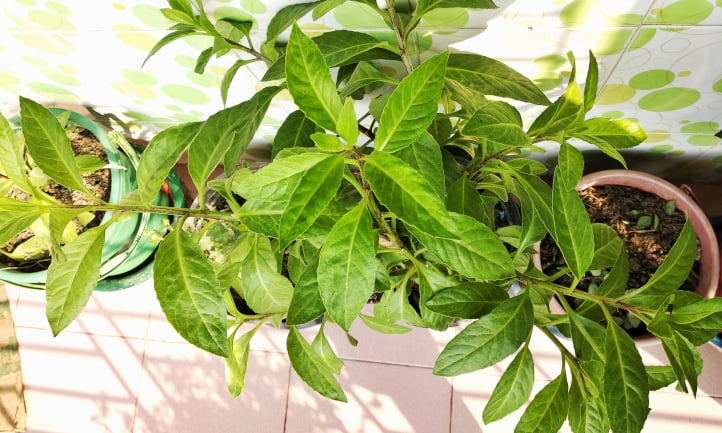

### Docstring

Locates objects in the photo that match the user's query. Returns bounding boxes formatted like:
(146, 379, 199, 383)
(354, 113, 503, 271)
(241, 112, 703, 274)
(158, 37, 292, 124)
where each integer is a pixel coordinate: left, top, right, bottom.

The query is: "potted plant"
(539, 169, 720, 346)
(3, 1, 722, 432)
(0, 98, 184, 298)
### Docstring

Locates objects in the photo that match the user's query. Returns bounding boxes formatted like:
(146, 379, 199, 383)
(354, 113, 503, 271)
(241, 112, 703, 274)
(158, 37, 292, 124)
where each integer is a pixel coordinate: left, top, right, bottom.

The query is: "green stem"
(386, 0, 415, 74)
(50, 203, 236, 222)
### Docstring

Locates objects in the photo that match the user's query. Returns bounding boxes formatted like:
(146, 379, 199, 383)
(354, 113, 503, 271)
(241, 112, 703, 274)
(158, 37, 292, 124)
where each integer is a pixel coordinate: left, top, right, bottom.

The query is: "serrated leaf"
(483, 347, 534, 423)
(375, 51, 449, 152)
(603, 321, 649, 433)
(154, 229, 228, 357)
(240, 235, 294, 314)
(45, 226, 105, 335)
(433, 292, 533, 376)
(446, 53, 550, 106)
(514, 373, 568, 433)
(286, 24, 343, 132)
(136, 121, 201, 203)
(318, 204, 376, 331)
(19, 98, 95, 197)
(287, 327, 347, 402)
(426, 282, 508, 319)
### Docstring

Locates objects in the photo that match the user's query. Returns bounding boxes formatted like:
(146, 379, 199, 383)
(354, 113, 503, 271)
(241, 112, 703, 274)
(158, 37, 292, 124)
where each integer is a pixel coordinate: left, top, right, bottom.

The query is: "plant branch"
(386, 0, 415, 74)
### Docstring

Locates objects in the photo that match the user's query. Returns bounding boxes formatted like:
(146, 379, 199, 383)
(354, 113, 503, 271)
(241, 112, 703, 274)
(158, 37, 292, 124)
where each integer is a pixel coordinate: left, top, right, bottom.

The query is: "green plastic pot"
(0, 109, 183, 291)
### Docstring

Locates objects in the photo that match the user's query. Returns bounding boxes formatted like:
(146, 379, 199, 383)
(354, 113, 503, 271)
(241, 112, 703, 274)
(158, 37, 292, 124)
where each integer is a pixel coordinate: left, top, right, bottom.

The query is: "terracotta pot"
(544, 169, 720, 347)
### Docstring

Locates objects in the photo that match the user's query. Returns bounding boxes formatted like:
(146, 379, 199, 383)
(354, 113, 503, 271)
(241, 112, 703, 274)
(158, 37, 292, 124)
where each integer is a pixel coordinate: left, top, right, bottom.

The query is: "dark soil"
(1, 126, 111, 270)
(540, 185, 700, 333)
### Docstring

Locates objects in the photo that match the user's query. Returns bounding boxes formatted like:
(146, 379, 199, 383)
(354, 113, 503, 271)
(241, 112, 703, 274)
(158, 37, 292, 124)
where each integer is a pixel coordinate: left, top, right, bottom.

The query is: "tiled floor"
(5, 280, 722, 433)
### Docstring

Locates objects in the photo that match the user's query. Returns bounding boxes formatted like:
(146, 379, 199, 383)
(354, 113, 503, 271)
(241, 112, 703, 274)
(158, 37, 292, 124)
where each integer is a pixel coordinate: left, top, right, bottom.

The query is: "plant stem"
(53, 203, 236, 222)
(386, 0, 415, 74)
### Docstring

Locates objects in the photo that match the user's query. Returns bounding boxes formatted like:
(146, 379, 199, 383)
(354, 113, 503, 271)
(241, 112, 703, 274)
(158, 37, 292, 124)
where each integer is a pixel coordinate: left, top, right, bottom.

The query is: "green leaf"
(265, 2, 322, 50)
(221, 59, 255, 106)
(74, 154, 106, 173)
(514, 373, 569, 433)
(433, 292, 533, 376)
(551, 148, 593, 279)
(287, 327, 347, 402)
(646, 365, 677, 391)
(286, 256, 325, 326)
(568, 310, 607, 362)
(187, 86, 280, 197)
(45, 226, 105, 335)
(426, 282, 508, 319)
(415, 0, 497, 18)
(583, 51, 599, 113)
(236, 153, 344, 245)
(568, 374, 608, 433)
(527, 76, 584, 138)
(226, 323, 261, 398)
(392, 132, 446, 200)
(340, 61, 398, 99)
(240, 234, 294, 314)
(570, 118, 646, 168)
(312, 30, 400, 67)
(623, 219, 697, 305)
(373, 286, 424, 328)
(360, 314, 411, 334)
(446, 53, 550, 106)
(19, 98, 95, 197)
(142, 26, 196, 67)
(375, 51, 449, 152)
(365, 152, 514, 281)
(483, 347, 534, 423)
(154, 229, 228, 357)
(311, 324, 344, 374)
(337, 97, 358, 145)
(286, 24, 343, 132)
(0, 199, 49, 246)
(603, 321, 649, 433)
(659, 330, 698, 395)
(318, 204, 376, 331)
(272, 110, 320, 158)
(136, 121, 201, 203)
(445, 176, 488, 224)
(0, 112, 33, 193)
(462, 101, 530, 148)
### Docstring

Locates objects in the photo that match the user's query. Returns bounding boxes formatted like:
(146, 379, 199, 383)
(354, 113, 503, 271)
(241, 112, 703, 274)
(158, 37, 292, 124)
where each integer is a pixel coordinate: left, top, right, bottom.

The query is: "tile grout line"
(448, 377, 455, 433)
(282, 362, 293, 433)
(128, 302, 154, 433)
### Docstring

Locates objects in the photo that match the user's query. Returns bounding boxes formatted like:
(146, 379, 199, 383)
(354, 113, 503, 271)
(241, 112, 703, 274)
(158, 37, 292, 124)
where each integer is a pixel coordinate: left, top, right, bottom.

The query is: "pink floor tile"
(16, 328, 145, 433)
(133, 340, 291, 433)
(12, 281, 154, 339)
(285, 360, 452, 433)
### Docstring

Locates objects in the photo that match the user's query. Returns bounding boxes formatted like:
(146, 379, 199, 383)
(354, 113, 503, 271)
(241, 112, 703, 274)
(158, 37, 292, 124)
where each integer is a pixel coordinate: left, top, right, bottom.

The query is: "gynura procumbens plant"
(2, 1, 722, 432)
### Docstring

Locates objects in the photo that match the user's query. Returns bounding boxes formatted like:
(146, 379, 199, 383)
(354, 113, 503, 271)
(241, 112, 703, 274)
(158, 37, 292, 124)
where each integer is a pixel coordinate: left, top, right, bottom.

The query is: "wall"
(1, 0, 721, 180)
